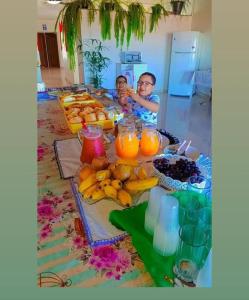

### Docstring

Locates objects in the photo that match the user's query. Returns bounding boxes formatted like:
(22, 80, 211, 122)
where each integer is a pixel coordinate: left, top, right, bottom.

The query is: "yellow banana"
(116, 158, 139, 167)
(111, 179, 122, 190)
(129, 173, 138, 180)
(124, 177, 159, 191)
(83, 183, 99, 199)
(108, 163, 116, 173)
(129, 167, 138, 181)
(79, 166, 95, 182)
(104, 185, 117, 199)
(118, 189, 132, 207)
(91, 189, 106, 201)
(138, 167, 147, 180)
(99, 179, 111, 189)
(79, 173, 97, 193)
(113, 164, 132, 181)
(96, 169, 111, 181)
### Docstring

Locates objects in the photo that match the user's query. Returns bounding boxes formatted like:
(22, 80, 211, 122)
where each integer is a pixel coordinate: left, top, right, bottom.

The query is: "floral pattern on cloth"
(37, 191, 76, 241)
(64, 222, 143, 281)
(37, 143, 51, 161)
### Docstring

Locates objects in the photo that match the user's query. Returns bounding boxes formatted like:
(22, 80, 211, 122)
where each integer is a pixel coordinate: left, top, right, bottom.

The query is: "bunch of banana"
(77, 158, 159, 207)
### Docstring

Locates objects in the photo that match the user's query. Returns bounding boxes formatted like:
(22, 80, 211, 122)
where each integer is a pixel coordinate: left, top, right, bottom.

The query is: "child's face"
(116, 78, 127, 90)
(137, 75, 155, 97)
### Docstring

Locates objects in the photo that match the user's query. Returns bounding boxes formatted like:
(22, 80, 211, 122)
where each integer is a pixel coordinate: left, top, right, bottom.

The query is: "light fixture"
(46, 0, 62, 5)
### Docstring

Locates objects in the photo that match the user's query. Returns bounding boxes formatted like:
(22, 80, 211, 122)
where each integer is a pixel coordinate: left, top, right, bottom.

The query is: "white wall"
(81, 11, 192, 92)
(191, 0, 212, 69)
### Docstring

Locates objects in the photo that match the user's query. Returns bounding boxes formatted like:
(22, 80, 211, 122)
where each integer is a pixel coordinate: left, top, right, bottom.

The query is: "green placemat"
(109, 191, 210, 287)
(109, 202, 175, 287)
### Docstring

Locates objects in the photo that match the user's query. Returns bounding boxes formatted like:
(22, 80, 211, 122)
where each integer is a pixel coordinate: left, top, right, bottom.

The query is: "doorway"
(37, 32, 60, 68)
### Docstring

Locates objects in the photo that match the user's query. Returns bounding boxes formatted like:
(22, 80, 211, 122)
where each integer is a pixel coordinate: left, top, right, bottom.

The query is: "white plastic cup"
(144, 186, 168, 235)
(153, 195, 180, 256)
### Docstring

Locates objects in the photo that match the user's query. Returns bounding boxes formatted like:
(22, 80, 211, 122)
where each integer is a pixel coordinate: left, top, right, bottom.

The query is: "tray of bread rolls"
(59, 92, 96, 106)
(63, 101, 115, 133)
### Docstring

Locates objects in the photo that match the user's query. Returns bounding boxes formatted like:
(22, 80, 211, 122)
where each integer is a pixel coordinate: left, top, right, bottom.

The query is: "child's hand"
(118, 96, 128, 106)
(126, 87, 136, 97)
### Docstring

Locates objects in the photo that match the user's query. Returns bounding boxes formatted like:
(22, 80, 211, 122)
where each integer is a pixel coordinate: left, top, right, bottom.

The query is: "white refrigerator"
(168, 31, 200, 96)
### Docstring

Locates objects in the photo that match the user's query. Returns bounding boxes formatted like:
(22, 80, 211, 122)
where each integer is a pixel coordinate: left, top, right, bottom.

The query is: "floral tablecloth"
(37, 97, 155, 287)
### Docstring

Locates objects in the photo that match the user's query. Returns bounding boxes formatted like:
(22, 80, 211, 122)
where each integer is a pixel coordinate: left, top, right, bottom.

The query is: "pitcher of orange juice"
(140, 123, 162, 156)
(115, 119, 139, 159)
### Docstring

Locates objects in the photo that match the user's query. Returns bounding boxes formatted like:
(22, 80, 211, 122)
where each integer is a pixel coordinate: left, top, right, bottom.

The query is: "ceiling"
(37, 0, 70, 19)
(37, 0, 175, 20)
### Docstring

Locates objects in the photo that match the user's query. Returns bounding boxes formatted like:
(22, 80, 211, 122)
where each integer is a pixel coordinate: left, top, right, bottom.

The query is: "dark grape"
(153, 157, 202, 182)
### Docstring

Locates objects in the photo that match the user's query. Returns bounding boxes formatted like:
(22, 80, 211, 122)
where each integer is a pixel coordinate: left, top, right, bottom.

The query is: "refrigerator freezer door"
(172, 31, 199, 53)
(168, 52, 196, 96)
(116, 63, 147, 89)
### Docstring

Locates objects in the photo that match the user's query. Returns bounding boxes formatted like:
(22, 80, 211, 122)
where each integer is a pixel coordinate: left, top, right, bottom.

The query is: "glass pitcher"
(140, 123, 162, 156)
(79, 125, 106, 164)
(115, 118, 139, 159)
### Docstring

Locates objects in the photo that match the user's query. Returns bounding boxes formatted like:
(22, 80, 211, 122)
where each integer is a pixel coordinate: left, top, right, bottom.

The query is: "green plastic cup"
(173, 224, 208, 282)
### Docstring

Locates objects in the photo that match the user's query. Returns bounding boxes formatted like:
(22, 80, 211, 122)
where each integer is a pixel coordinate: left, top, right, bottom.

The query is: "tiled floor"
(41, 67, 212, 157)
(158, 93, 212, 157)
(41, 67, 73, 88)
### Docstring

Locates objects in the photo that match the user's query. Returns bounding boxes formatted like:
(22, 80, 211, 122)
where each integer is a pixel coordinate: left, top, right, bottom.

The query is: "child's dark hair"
(116, 75, 127, 84)
(139, 72, 156, 85)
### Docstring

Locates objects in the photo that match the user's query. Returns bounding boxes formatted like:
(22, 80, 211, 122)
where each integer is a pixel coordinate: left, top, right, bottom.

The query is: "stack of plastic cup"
(144, 186, 168, 235)
(153, 195, 180, 256)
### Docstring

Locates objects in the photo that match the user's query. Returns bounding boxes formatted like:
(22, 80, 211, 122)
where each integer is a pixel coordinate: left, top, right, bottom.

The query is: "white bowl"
(153, 154, 208, 191)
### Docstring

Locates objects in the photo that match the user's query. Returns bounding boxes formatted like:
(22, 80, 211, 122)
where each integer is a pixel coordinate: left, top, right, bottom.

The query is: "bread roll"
(83, 106, 94, 114)
(69, 116, 82, 124)
(97, 112, 106, 121)
(85, 113, 97, 122)
(61, 95, 75, 102)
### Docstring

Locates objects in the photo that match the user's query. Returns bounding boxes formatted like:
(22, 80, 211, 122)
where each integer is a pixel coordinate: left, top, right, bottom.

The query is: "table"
(37, 96, 155, 287)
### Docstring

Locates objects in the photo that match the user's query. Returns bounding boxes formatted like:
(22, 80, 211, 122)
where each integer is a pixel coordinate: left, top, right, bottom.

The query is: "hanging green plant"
(99, 0, 115, 41)
(170, 0, 191, 15)
(126, 2, 146, 48)
(150, 3, 168, 33)
(55, 0, 96, 70)
(114, 1, 126, 48)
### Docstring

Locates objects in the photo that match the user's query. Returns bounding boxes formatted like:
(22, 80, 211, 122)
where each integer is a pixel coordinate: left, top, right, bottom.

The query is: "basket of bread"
(63, 102, 115, 133)
(76, 156, 159, 208)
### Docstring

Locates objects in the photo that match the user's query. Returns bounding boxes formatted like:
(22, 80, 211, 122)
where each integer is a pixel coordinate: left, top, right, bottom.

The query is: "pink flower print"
(89, 258, 96, 265)
(115, 274, 121, 280)
(37, 144, 50, 161)
(38, 204, 54, 218)
(37, 146, 45, 161)
(55, 196, 63, 204)
(73, 236, 85, 249)
(117, 250, 131, 269)
(41, 223, 51, 232)
(37, 119, 47, 128)
(39, 223, 53, 240)
(106, 271, 113, 279)
(88, 245, 132, 280)
(93, 246, 118, 262)
(40, 230, 49, 239)
(40, 199, 54, 206)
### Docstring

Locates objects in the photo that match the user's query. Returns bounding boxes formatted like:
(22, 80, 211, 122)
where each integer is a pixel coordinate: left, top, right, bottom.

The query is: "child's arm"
(129, 90, 159, 113)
